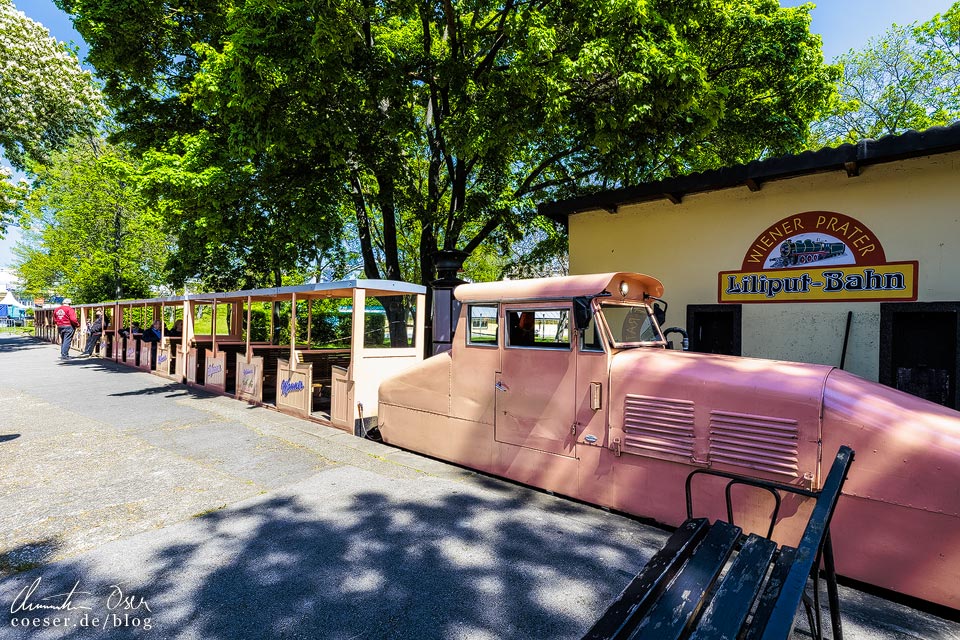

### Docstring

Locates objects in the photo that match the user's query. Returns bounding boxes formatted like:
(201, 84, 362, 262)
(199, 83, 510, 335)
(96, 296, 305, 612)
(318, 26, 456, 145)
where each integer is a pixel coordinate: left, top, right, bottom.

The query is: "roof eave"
(539, 122, 960, 220)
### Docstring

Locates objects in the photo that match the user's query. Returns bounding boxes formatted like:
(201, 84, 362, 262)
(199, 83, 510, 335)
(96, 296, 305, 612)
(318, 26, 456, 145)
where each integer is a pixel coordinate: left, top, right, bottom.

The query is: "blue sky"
(2, 0, 958, 271)
(781, 0, 956, 60)
(22, 0, 956, 65)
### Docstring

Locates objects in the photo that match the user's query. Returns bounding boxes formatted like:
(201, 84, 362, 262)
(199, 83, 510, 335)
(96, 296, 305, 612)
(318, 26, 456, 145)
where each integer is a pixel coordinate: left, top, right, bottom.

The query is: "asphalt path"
(0, 335, 958, 639)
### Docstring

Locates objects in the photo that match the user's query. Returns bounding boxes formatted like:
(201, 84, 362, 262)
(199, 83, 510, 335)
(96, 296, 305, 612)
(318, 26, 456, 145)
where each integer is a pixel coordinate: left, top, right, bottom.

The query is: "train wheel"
(814, 254, 821, 261)
(799, 255, 807, 264)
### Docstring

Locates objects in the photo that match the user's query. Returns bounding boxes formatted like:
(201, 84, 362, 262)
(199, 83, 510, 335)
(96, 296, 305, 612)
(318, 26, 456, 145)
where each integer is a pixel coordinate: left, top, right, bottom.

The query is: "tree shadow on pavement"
(0, 539, 62, 579)
(0, 485, 663, 640)
(0, 337, 47, 353)
(106, 384, 209, 400)
(3, 481, 956, 640)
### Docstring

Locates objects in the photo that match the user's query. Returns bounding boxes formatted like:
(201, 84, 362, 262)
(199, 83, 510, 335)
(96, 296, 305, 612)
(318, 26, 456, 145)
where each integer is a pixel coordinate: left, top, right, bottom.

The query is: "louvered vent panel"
(622, 394, 695, 459)
(709, 410, 799, 477)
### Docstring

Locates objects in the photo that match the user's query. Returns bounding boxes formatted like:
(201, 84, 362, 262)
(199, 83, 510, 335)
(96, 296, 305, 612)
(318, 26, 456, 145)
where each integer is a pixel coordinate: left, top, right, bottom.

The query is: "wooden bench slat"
(742, 546, 797, 640)
(689, 533, 778, 640)
(628, 520, 742, 640)
(584, 518, 710, 640)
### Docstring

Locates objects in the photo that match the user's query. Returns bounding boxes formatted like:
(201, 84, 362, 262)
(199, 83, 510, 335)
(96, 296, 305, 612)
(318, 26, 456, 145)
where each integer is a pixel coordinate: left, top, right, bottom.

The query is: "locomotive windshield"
(599, 302, 665, 347)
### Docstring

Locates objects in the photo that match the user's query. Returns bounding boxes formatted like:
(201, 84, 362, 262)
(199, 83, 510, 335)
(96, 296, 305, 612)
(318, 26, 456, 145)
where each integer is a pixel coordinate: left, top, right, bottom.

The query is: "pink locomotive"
(378, 272, 960, 611)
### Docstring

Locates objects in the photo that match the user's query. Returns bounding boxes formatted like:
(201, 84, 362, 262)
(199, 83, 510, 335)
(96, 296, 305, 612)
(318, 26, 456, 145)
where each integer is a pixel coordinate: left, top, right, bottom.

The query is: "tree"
(811, 2, 960, 146)
(57, 0, 352, 291)
(13, 135, 171, 302)
(136, 132, 345, 291)
(0, 0, 104, 173)
(914, 3, 960, 119)
(62, 0, 835, 297)
(0, 0, 105, 237)
(0, 165, 27, 227)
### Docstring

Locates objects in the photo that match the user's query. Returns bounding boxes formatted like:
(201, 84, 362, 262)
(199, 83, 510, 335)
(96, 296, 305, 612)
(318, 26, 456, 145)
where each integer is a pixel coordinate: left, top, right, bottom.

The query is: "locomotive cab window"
(467, 304, 499, 346)
(601, 302, 664, 347)
(506, 309, 570, 349)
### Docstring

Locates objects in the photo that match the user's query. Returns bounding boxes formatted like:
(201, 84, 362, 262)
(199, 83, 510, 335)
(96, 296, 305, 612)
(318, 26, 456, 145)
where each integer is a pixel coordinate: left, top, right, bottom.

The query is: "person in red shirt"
(53, 299, 80, 359)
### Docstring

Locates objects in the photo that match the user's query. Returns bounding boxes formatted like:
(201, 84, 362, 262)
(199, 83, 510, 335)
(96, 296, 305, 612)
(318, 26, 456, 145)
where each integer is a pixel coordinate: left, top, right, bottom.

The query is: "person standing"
(80, 309, 104, 357)
(53, 298, 79, 359)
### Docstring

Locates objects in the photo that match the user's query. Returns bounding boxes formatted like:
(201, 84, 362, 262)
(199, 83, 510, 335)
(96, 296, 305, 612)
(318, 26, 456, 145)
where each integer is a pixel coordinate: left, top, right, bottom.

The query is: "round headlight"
(619, 280, 629, 297)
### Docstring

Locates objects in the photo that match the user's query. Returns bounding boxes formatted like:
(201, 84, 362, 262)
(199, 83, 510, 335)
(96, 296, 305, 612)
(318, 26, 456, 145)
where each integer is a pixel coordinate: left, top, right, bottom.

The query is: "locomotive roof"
(455, 272, 664, 303)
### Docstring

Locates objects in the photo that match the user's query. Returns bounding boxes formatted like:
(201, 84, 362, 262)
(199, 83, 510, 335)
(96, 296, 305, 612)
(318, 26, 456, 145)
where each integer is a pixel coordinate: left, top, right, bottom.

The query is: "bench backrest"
(584, 445, 854, 640)
(755, 444, 854, 639)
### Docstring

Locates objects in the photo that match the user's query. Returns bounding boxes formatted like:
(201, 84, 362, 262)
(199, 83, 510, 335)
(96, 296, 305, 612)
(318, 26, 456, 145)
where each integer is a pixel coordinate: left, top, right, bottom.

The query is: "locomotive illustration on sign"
(778, 237, 846, 266)
(378, 271, 960, 611)
(764, 232, 853, 269)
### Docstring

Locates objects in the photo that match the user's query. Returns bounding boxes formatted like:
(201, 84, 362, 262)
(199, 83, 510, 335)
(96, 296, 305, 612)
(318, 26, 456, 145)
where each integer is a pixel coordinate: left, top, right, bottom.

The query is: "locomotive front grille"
(622, 394, 695, 459)
(709, 410, 799, 477)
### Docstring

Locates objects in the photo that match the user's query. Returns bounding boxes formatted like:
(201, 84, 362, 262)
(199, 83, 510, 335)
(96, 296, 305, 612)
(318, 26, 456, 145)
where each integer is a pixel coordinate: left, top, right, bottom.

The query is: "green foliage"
(915, 2, 960, 115)
(192, 303, 231, 335)
(55, 0, 222, 150)
(499, 221, 570, 280)
(811, 2, 960, 146)
(244, 302, 271, 342)
(0, 166, 28, 232)
(311, 314, 352, 349)
(138, 131, 345, 292)
(64, 0, 834, 289)
(12, 136, 172, 302)
(363, 312, 386, 348)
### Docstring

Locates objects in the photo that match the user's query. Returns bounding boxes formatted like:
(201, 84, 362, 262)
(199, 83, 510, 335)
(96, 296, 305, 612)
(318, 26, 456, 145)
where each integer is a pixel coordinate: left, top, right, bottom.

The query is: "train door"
(574, 305, 609, 443)
(495, 304, 577, 457)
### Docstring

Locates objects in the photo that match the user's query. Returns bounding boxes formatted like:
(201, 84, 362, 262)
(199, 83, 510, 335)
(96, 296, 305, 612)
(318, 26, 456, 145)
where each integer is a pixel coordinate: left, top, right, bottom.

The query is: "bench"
(296, 350, 351, 407)
(253, 345, 288, 403)
(211, 343, 247, 393)
(584, 445, 854, 640)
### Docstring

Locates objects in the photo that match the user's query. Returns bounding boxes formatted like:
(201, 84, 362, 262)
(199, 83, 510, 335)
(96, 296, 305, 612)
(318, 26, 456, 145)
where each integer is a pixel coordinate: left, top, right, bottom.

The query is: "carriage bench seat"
(584, 445, 854, 640)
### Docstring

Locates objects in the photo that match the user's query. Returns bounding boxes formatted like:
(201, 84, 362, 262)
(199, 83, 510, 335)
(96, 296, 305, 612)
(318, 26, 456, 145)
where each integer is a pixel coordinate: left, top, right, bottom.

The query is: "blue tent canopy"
(0, 291, 26, 319)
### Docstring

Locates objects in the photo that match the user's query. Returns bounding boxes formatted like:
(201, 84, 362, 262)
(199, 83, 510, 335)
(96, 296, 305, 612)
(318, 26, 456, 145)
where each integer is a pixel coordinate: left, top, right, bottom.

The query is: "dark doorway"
(880, 302, 960, 410)
(687, 305, 741, 356)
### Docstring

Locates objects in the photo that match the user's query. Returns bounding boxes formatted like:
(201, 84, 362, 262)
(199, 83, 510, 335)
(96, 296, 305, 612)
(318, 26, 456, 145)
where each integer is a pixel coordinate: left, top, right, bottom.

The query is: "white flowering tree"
(0, 0, 104, 235)
(0, 0, 104, 170)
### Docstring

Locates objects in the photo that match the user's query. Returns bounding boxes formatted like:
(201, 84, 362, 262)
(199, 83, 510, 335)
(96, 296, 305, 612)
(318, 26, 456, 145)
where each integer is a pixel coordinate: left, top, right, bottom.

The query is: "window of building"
(880, 302, 960, 410)
(687, 304, 742, 356)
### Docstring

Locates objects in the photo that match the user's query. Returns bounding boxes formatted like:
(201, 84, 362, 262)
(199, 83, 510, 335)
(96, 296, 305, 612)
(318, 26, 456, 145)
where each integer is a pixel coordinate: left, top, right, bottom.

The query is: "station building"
(540, 123, 960, 410)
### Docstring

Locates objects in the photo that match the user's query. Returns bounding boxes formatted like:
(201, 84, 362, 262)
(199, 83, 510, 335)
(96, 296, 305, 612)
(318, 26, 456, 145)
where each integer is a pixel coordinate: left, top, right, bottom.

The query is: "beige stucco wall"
(568, 151, 960, 382)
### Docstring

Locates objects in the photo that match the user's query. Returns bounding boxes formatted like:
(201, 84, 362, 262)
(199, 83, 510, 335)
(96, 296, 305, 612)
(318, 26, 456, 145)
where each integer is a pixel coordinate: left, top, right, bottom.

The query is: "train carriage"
(37, 281, 426, 435)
